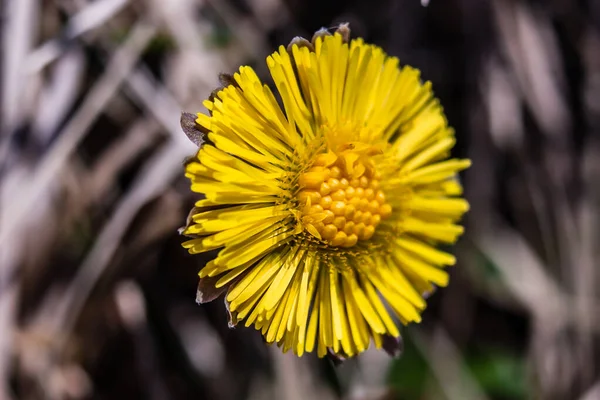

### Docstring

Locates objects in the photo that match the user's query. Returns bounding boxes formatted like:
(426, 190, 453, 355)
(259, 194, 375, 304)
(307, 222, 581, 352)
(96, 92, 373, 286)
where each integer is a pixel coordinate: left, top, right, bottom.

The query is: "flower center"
(297, 143, 392, 247)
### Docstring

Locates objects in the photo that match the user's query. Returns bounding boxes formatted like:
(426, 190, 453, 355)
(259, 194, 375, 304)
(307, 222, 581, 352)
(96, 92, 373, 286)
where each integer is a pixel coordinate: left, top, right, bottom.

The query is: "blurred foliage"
(466, 350, 526, 400)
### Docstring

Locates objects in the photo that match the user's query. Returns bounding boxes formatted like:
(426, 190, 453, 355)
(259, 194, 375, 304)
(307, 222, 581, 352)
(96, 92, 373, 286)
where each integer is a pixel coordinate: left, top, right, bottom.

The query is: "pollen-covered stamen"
(297, 146, 392, 247)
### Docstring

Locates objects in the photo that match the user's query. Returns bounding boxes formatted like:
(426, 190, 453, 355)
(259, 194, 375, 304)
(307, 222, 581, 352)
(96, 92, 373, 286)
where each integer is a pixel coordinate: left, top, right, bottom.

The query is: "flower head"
(181, 25, 470, 358)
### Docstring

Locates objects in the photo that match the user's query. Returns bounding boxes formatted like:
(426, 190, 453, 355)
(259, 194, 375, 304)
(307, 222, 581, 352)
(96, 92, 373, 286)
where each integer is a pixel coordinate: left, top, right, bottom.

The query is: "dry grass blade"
(412, 328, 490, 400)
(125, 67, 192, 143)
(492, 0, 570, 140)
(26, 0, 130, 74)
(31, 48, 86, 145)
(51, 141, 191, 345)
(580, 381, 600, 400)
(270, 348, 335, 400)
(88, 118, 161, 199)
(0, 20, 156, 248)
(475, 220, 568, 325)
(0, 286, 18, 400)
(1, 0, 39, 133)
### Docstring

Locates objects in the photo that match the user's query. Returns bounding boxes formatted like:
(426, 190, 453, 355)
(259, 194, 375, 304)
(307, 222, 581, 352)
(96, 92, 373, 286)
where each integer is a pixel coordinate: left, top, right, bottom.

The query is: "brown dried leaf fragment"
(326, 349, 347, 366)
(382, 335, 404, 358)
(336, 22, 351, 43)
(287, 36, 314, 53)
(196, 275, 228, 304)
(180, 112, 206, 147)
(218, 73, 239, 88)
(311, 27, 332, 45)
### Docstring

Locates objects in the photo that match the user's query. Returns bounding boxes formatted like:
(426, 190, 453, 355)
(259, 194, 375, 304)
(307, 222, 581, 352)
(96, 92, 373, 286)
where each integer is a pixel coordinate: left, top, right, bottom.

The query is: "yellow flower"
(181, 25, 470, 358)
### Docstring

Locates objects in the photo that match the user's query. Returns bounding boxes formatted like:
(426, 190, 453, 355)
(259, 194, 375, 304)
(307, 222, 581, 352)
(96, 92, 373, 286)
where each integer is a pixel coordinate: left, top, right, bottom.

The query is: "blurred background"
(1, 0, 599, 399)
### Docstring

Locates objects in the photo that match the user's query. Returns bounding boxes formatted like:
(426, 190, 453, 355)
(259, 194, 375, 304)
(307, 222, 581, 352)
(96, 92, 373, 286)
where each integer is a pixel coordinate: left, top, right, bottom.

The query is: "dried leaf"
(196, 275, 228, 304)
(178, 206, 202, 237)
(218, 73, 238, 88)
(326, 349, 347, 366)
(335, 22, 351, 43)
(287, 36, 314, 53)
(207, 73, 239, 106)
(311, 28, 332, 45)
(206, 87, 216, 102)
(224, 297, 238, 328)
(382, 335, 404, 358)
(422, 286, 437, 299)
(180, 112, 206, 147)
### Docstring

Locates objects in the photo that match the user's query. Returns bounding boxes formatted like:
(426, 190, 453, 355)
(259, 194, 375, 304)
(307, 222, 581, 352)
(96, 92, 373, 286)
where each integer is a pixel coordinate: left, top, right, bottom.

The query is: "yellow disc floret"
(297, 143, 392, 247)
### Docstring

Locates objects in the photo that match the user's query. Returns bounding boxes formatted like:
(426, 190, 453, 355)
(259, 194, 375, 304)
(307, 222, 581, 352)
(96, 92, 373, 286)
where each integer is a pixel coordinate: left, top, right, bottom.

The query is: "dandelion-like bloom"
(181, 25, 470, 358)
